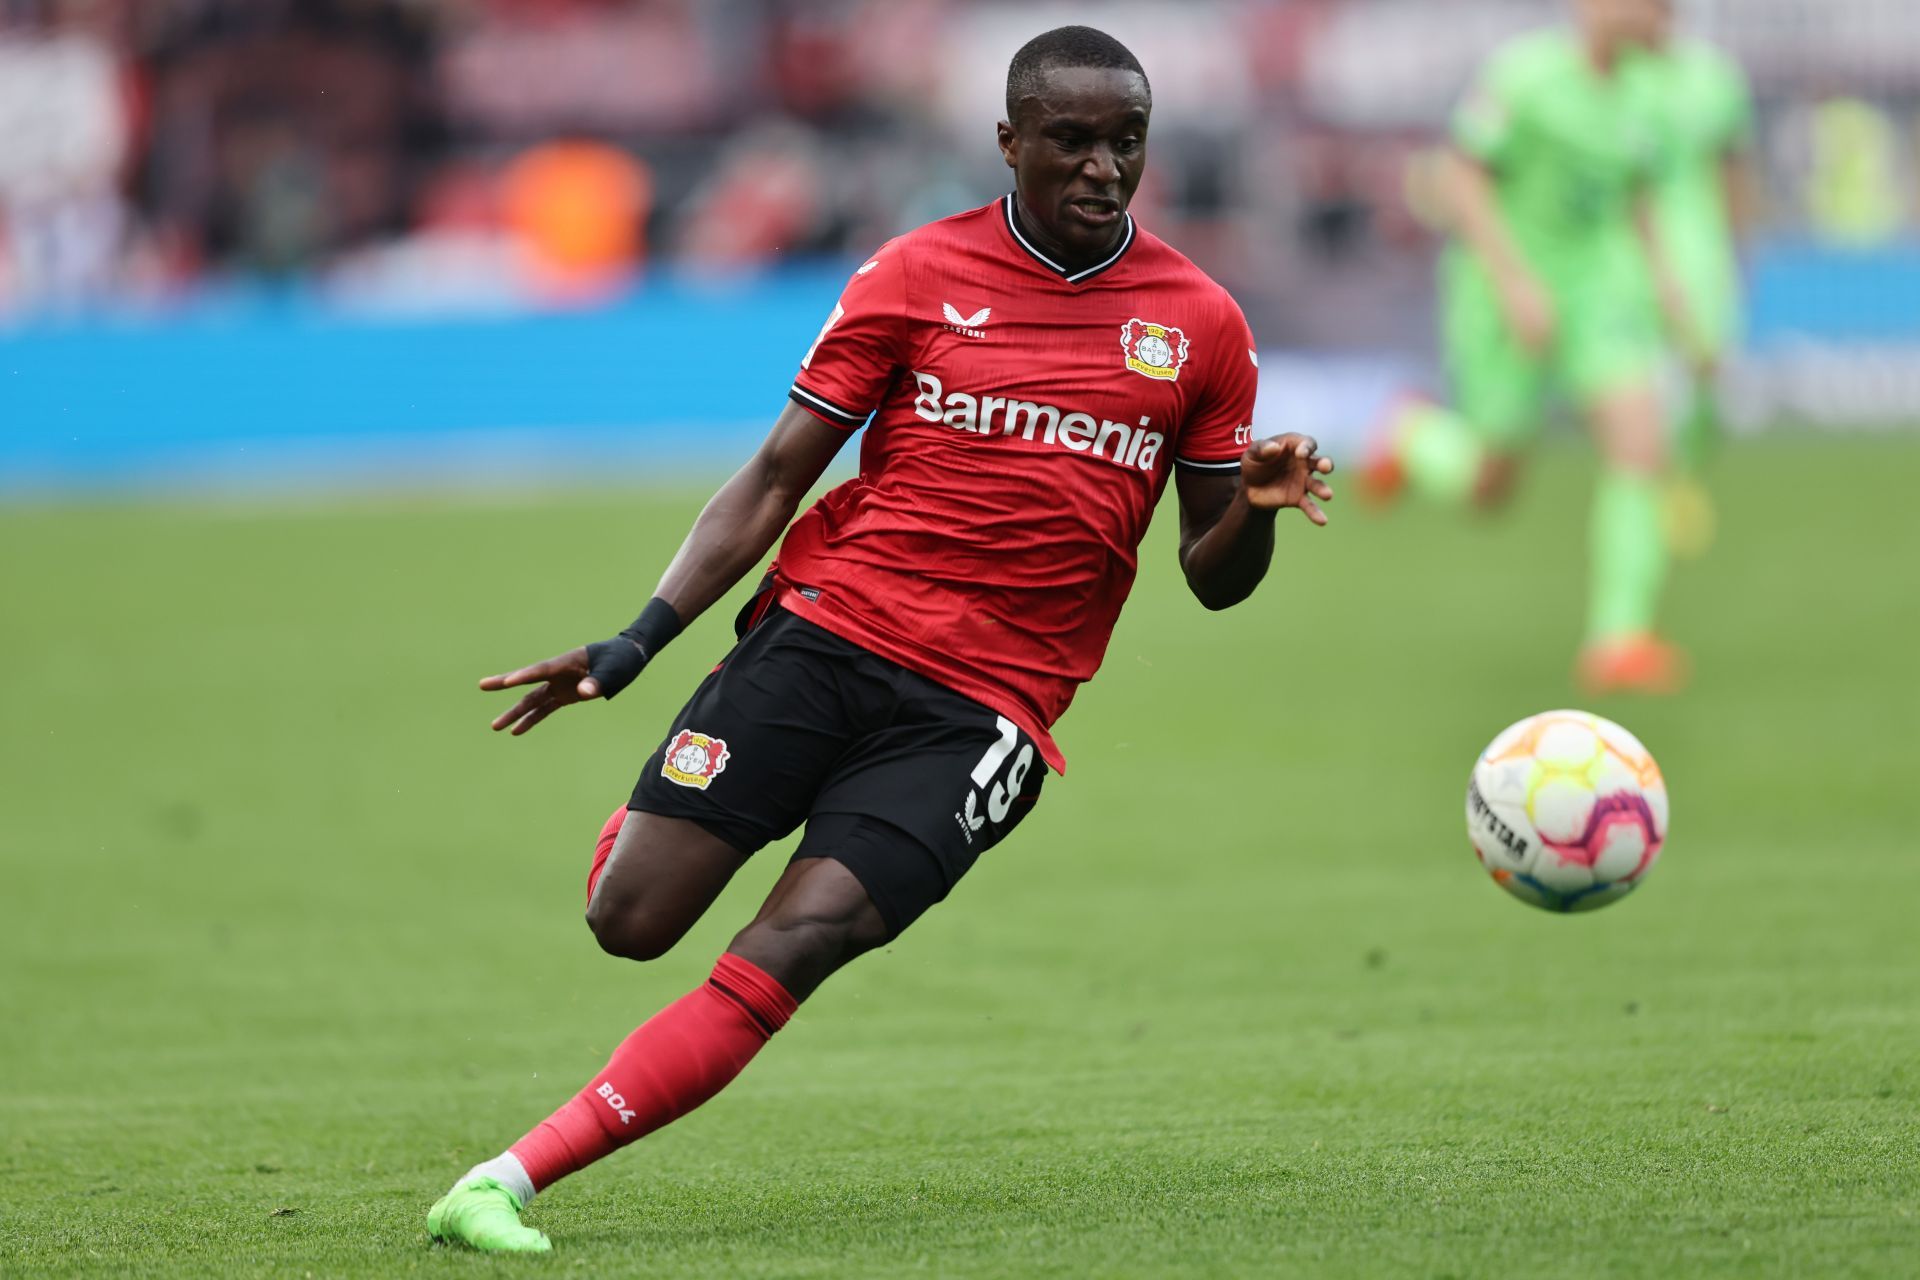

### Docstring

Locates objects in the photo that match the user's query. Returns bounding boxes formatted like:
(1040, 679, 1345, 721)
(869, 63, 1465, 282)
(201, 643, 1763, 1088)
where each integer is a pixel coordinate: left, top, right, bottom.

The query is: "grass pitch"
(2, 439, 1916, 1277)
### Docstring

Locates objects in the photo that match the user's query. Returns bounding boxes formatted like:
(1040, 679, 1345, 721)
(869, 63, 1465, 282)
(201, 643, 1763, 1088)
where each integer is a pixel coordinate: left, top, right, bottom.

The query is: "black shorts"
(630, 605, 1047, 937)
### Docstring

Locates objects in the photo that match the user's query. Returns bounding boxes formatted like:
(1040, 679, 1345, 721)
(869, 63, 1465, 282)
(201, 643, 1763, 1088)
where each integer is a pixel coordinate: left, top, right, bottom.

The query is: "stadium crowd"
(0, 0, 1913, 344)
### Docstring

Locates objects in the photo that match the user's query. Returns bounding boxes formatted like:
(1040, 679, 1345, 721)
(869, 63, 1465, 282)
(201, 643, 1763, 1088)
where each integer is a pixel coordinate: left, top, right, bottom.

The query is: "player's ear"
(996, 119, 1018, 169)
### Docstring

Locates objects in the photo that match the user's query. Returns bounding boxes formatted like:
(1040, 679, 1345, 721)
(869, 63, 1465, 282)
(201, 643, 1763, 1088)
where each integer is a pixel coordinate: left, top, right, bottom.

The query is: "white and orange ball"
(1467, 710, 1668, 913)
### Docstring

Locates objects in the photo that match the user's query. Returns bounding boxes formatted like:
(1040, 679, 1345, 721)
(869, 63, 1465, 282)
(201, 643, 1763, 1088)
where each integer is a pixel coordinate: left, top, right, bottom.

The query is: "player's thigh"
(586, 810, 748, 958)
(1562, 280, 1667, 472)
(798, 693, 1048, 941)
(1441, 254, 1549, 449)
(629, 606, 876, 856)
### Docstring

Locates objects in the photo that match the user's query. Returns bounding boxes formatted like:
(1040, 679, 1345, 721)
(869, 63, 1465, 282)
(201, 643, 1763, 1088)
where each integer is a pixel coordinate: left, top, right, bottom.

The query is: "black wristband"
(619, 596, 684, 657)
(584, 598, 683, 700)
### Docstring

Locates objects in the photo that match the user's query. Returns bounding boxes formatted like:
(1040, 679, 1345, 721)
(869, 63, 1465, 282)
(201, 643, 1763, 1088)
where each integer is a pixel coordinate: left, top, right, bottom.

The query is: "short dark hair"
(1005, 25, 1150, 124)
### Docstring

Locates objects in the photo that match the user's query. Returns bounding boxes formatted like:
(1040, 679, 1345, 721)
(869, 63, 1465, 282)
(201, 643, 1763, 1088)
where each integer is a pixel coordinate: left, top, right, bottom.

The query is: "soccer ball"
(1466, 709, 1668, 913)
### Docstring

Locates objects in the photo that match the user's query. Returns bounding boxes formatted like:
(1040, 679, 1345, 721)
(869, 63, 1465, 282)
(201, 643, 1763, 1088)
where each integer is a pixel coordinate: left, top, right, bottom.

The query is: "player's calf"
(1470, 451, 1525, 510)
(728, 855, 890, 1002)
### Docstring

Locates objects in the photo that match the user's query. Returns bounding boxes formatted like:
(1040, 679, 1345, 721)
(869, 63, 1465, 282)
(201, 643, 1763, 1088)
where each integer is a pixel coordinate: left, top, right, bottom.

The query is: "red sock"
(508, 953, 797, 1191)
(585, 806, 627, 906)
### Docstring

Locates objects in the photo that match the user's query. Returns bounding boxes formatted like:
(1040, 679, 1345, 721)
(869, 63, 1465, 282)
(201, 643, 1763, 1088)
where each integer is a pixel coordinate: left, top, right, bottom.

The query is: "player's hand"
(1497, 270, 1556, 354)
(479, 646, 602, 735)
(1658, 278, 1714, 375)
(1241, 434, 1335, 525)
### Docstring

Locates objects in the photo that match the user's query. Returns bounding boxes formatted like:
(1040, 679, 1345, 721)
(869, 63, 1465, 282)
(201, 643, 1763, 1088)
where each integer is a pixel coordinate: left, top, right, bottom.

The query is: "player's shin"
(502, 952, 798, 1192)
(1586, 468, 1669, 644)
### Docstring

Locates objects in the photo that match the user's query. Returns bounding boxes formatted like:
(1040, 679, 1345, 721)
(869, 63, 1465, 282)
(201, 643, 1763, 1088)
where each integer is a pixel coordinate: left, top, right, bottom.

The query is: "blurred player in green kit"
(1368, 0, 1703, 695)
(1645, 0, 1756, 556)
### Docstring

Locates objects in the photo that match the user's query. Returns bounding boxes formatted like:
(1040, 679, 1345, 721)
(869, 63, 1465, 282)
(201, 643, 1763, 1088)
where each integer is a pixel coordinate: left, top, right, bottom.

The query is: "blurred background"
(2, 0, 1918, 491)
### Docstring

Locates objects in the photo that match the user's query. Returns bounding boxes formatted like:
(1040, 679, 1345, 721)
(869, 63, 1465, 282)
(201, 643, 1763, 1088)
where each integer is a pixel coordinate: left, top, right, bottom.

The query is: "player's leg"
(429, 822, 1012, 1253)
(1553, 249, 1687, 693)
(728, 851, 889, 1000)
(1369, 251, 1543, 508)
(583, 809, 747, 961)
(429, 645, 1046, 1252)
(429, 608, 862, 1252)
(1662, 235, 1742, 557)
(1577, 375, 1686, 694)
(429, 816, 767, 1254)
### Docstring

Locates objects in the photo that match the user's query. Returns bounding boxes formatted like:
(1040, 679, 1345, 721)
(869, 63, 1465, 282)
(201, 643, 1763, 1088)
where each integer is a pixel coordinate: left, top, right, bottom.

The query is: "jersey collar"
(1002, 194, 1136, 285)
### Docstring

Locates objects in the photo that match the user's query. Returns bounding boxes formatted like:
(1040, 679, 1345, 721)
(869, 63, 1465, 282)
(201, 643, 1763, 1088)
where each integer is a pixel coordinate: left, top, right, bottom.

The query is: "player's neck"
(1009, 191, 1128, 276)
(1582, 31, 1626, 75)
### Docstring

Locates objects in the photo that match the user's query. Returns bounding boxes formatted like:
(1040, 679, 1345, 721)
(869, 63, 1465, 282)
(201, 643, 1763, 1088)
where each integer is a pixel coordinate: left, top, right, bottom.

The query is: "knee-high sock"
(1588, 469, 1669, 641)
(506, 953, 798, 1192)
(1391, 401, 1484, 504)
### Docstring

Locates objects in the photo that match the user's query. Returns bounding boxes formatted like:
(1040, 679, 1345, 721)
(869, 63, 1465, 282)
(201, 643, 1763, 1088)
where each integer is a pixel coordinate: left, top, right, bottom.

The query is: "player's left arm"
(1176, 437, 1334, 611)
(1634, 192, 1707, 369)
(1719, 146, 1758, 245)
(1718, 59, 1761, 245)
(1172, 305, 1332, 610)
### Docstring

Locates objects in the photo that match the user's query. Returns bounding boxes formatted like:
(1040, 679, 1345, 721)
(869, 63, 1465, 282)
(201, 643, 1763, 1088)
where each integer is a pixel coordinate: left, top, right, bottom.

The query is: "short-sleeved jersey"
(776, 195, 1259, 773)
(1451, 29, 1664, 273)
(1648, 38, 1752, 261)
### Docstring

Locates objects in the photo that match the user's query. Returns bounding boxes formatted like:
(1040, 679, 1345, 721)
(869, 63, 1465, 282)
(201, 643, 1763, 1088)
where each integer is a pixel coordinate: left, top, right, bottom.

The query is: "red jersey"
(777, 195, 1259, 772)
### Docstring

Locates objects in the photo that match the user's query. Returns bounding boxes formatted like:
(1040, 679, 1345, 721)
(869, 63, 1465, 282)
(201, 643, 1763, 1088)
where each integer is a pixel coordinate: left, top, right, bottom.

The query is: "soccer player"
(427, 26, 1335, 1253)
(1366, 0, 1697, 694)
(1645, 3, 1755, 553)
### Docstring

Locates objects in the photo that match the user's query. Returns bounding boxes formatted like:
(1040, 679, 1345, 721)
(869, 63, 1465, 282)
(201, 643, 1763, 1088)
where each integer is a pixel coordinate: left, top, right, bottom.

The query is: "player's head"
(997, 26, 1151, 264)
(1576, 0, 1669, 50)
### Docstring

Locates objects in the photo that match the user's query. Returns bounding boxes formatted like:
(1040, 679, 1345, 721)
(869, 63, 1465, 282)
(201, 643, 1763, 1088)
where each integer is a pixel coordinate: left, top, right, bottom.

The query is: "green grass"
(2, 438, 1917, 1277)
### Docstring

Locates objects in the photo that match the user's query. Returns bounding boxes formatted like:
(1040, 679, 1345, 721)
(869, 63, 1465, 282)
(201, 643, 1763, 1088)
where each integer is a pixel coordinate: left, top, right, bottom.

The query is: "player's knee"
(1592, 389, 1668, 474)
(584, 896, 682, 963)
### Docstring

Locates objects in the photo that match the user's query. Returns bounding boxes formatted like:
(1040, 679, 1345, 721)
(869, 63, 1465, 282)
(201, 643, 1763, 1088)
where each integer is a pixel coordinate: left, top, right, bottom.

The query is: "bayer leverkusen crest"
(1120, 318, 1190, 382)
(661, 729, 730, 790)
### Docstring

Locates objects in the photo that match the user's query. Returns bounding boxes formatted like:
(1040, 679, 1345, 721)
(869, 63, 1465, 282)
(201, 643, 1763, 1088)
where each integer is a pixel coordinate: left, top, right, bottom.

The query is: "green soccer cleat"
(427, 1176, 552, 1254)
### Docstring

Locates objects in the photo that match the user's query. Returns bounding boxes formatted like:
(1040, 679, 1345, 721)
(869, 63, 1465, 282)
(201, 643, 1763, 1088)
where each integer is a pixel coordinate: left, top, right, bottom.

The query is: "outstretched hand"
(479, 646, 602, 735)
(1241, 433, 1336, 525)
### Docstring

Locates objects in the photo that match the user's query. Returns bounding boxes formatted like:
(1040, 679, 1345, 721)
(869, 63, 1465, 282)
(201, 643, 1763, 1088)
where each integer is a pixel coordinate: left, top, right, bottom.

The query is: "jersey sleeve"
(1174, 301, 1259, 474)
(789, 240, 909, 430)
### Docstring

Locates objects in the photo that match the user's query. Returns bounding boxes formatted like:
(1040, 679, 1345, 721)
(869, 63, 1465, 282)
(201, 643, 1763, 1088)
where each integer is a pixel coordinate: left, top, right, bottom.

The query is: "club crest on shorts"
(661, 729, 730, 790)
(1120, 318, 1190, 382)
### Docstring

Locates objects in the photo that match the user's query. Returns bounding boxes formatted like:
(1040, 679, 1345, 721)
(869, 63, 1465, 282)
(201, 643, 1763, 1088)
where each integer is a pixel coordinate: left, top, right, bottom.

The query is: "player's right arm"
(1443, 46, 1554, 353)
(1438, 154, 1553, 353)
(479, 404, 846, 735)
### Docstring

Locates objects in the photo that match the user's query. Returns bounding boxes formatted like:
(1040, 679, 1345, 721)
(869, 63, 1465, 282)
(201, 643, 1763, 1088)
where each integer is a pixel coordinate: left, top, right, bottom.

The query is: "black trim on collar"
(1002, 194, 1136, 285)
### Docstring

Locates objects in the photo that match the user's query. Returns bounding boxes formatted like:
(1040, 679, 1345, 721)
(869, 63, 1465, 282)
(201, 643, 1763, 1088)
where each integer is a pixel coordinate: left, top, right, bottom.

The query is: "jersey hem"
(774, 585, 1069, 776)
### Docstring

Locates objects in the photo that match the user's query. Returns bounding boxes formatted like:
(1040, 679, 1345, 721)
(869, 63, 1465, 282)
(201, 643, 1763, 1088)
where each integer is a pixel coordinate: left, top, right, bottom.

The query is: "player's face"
(997, 66, 1150, 264)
